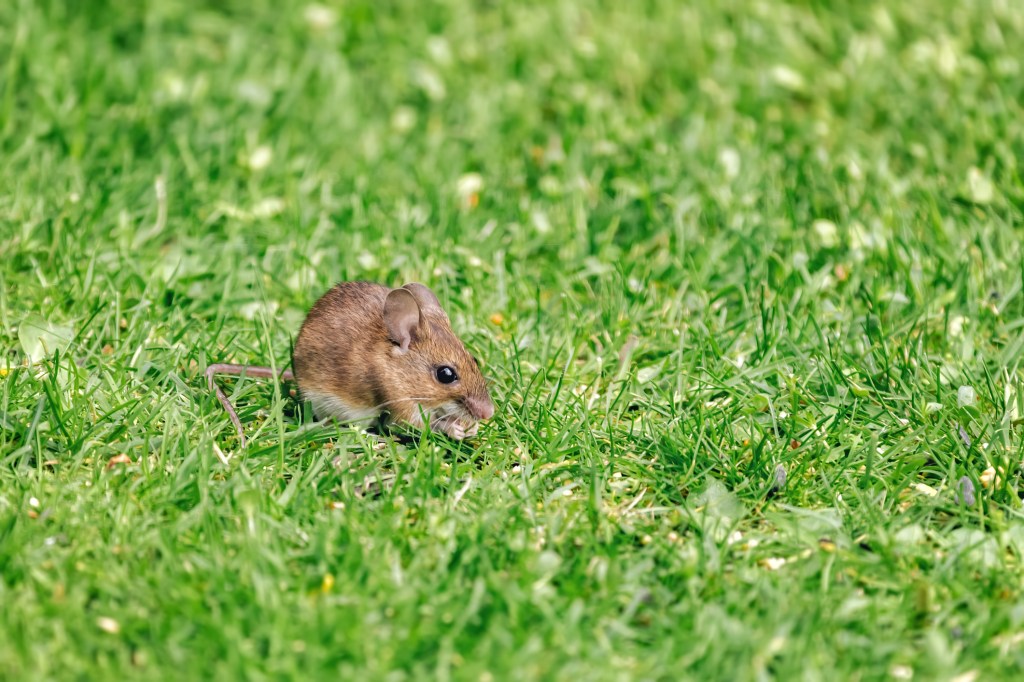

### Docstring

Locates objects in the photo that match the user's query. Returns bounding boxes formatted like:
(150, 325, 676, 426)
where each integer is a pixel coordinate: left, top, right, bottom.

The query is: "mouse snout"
(465, 395, 495, 421)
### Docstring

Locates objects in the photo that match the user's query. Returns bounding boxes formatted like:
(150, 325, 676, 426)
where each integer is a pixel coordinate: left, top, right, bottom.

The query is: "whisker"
(361, 396, 441, 412)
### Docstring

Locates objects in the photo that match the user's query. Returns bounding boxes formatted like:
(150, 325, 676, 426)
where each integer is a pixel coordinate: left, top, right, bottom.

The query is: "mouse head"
(382, 283, 495, 439)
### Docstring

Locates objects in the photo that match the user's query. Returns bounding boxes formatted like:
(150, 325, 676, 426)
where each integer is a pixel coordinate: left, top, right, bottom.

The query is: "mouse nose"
(466, 395, 495, 421)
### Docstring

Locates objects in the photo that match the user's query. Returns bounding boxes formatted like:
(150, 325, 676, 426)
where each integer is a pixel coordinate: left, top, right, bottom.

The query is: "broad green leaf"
(18, 314, 74, 363)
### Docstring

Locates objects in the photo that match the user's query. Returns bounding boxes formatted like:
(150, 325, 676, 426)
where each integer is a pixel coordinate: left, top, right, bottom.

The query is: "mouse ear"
(402, 283, 447, 320)
(384, 288, 421, 352)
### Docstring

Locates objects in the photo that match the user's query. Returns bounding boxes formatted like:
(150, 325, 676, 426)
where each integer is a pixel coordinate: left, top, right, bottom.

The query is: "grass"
(2, 0, 1024, 679)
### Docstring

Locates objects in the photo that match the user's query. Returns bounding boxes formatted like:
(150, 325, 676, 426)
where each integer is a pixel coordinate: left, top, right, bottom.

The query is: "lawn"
(2, 0, 1024, 679)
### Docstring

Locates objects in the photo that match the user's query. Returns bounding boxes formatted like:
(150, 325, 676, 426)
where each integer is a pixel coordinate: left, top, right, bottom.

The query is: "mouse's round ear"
(402, 283, 447, 321)
(384, 288, 421, 353)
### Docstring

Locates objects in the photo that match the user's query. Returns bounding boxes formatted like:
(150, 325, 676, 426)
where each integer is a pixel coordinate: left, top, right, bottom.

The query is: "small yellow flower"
(321, 574, 335, 593)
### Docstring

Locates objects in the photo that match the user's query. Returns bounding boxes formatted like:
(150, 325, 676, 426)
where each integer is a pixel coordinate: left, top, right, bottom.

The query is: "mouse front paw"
(431, 415, 479, 440)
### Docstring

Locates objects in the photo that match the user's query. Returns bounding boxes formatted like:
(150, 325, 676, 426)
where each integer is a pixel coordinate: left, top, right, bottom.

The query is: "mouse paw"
(432, 416, 478, 440)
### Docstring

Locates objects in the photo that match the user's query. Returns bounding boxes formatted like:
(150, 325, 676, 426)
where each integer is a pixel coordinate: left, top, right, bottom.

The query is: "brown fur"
(291, 281, 494, 438)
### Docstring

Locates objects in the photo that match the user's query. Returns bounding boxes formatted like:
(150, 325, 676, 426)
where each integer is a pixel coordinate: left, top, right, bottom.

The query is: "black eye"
(436, 366, 458, 384)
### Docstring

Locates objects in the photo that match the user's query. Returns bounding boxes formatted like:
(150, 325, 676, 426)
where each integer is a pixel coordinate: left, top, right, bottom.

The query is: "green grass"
(2, 0, 1024, 679)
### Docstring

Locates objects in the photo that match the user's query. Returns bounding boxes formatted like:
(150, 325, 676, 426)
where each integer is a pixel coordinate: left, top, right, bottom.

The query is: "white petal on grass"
(889, 665, 913, 680)
(936, 37, 959, 78)
(160, 74, 188, 101)
(96, 617, 121, 634)
(925, 402, 943, 415)
(957, 385, 976, 408)
(765, 636, 787, 657)
(303, 4, 337, 30)
(718, 147, 741, 179)
(846, 159, 864, 181)
(759, 557, 787, 571)
(910, 482, 938, 497)
(390, 106, 417, 133)
(426, 36, 453, 66)
(871, 7, 896, 35)
(538, 175, 562, 196)
(948, 315, 967, 337)
(531, 210, 552, 234)
(535, 550, 561, 575)
(247, 146, 273, 171)
(456, 173, 483, 200)
(813, 219, 839, 248)
(770, 65, 806, 91)
(239, 301, 279, 320)
(965, 167, 994, 204)
(252, 198, 285, 219)
(412, 64, 446, 101)
(357, 251, 378, 270)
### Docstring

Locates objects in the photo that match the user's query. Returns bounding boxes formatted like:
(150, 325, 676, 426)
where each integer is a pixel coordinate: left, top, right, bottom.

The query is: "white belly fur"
(302, 388, 382, 424)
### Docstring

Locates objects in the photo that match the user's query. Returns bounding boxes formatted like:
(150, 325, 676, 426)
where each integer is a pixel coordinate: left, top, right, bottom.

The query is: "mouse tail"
(204, 364, 295, 446)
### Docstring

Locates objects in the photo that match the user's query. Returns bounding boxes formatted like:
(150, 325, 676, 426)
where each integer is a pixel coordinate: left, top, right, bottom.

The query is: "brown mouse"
(206, 281, 495, 445)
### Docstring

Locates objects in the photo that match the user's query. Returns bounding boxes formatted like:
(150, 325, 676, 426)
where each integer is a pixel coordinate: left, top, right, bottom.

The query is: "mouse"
(206, 281, 495, 446)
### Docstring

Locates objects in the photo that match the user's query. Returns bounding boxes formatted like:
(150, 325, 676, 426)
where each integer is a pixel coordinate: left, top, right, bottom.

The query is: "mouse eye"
(436, 365, 458, 384)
